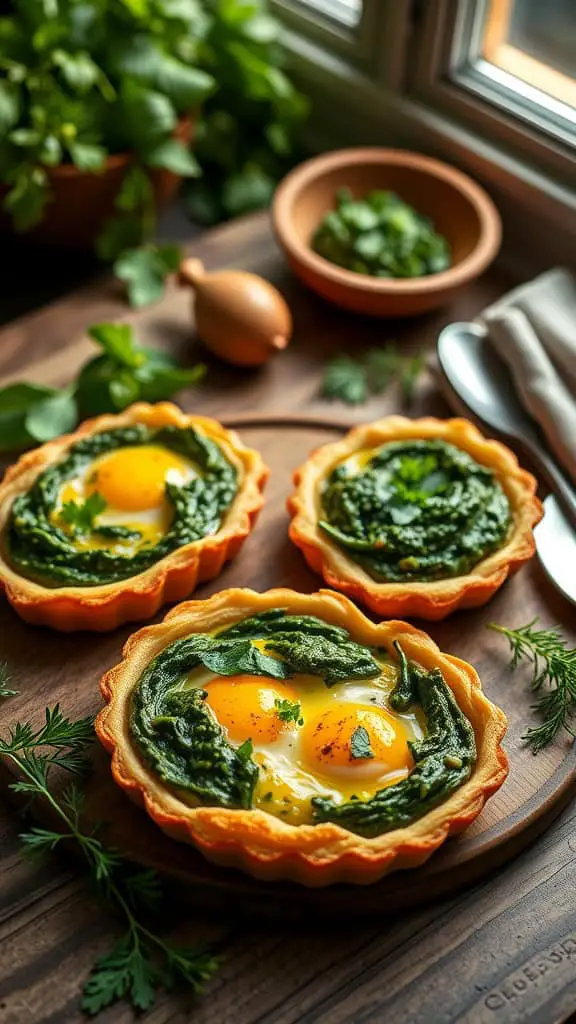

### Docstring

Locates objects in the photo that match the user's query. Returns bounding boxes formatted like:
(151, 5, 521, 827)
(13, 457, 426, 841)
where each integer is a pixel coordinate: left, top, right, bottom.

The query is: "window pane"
(295, 0, 362, 28)
(483, 0, 576, 111)
(507, 0, 575, 80)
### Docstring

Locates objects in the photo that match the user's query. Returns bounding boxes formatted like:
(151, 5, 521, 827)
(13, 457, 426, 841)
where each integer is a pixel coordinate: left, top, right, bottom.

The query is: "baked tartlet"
(96, 587, 508, 886)
(0, 403, 267, 631)
(288, 416, 543, 620)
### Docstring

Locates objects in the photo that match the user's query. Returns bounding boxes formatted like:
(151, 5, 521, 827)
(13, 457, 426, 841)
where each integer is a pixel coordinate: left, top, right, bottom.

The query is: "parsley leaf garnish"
(350, 725, 374, 760)
(320, 344, 425, 406)
(321, 355, 368, 405)
(274, 698, 304, 726)
(60, 492, 107, 533)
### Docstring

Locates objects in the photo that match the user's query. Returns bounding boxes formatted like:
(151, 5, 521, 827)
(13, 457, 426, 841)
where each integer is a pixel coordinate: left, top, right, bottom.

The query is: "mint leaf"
(60, 492, 107, 533)
(24, 389, 78, 443)
(88, 324, 144, 368)
(221, 164, 275, 217)
(114, 244, 182, 307)
(350, 725, 374, 760)
(68, 142, 107, 172)
(146, 139, 200, 177)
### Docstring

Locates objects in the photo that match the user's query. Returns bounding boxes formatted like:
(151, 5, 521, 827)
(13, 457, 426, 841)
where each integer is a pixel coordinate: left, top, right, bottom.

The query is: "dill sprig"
(488, 619, 576, 751)
(320, 344, 426, 406)
(0, 681, 220, 1015)
(0, 661, 17, 697)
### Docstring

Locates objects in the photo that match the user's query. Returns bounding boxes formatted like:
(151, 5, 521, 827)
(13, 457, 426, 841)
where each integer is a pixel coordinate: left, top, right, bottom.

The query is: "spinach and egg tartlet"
(96, 588, 508, 886)
(0, 403, 267, 631)
(289, 417, 542, 621)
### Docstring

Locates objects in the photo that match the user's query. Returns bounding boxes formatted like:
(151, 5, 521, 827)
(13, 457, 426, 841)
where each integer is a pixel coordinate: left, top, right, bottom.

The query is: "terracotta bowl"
(272, 148, 502, 317)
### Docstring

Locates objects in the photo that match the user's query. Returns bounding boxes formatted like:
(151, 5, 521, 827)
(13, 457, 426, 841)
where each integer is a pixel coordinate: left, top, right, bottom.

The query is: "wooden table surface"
(1, 212, 575, 1024)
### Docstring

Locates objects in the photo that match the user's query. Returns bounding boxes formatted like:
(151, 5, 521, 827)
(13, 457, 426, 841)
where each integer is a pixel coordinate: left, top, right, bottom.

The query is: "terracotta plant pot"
(0, 116, 195, 249)
(272, 148, 502, 317)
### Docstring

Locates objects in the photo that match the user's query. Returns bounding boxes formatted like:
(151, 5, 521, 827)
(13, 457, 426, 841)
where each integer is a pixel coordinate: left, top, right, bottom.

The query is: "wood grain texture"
(1, 211, 575, 1023)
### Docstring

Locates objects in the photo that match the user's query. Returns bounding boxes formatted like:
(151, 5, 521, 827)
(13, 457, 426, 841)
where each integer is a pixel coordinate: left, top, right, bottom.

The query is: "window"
(275, 0, 576, 257)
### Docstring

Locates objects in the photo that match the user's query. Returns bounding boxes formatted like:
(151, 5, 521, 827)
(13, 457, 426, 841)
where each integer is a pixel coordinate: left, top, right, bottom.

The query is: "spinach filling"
(7, 424, 238, 588)
(130, 609, 476, 836)
(320, 439, 511, 582)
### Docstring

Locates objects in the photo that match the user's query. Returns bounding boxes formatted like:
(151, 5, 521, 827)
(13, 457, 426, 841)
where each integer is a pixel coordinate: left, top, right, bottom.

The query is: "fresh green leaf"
(95, 214, 143, 262)
(60, 492, 107, 533)
(350, 725, 374, 760)
(24, 389, 78, 442)
(39, 134, 63, 167)
(146, 138, 200, 176)
(0, 80, 20, 133)
(67, 141, 107, 171)
(52, 49, 100, 92)
(0, 383, 59, 451)
(222, 164, 275, 216)
(118, 82, 177, 152)
(321, 355, 368, 405)
(114, 166, 153, 213)
(114, 244, 182, 307)
(4, 167, 47, 231)
(87, 323, 143, 368)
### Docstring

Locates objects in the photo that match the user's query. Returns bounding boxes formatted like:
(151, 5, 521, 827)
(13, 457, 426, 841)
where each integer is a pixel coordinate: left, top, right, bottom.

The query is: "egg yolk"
(86, 445, 192, 512)
(300, 703, 413, 777)
(203, 675, 301, 744)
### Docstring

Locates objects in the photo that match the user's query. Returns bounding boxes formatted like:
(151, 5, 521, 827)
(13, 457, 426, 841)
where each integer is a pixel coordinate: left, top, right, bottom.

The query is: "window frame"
(408, 0, 576, 185)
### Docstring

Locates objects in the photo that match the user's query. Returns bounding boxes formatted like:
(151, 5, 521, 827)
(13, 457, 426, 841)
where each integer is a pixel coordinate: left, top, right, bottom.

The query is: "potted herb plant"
(0, 0, 308, 305)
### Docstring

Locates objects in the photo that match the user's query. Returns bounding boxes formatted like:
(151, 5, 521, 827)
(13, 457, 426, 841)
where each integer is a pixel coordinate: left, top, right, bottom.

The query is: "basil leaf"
(135, 364, 205, 402)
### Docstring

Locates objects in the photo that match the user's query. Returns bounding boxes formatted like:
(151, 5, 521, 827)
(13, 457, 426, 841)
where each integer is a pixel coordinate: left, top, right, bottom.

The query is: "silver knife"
(437, 321, 576, 606)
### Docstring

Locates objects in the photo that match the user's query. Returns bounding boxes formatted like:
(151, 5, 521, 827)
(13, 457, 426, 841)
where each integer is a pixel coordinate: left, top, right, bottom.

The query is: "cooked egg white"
(54, 445, 197, 554)
(183, 657, 425, 825)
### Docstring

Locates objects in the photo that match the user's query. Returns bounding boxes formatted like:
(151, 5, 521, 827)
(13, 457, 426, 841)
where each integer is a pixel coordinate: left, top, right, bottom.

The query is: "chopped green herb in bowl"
(312, 189, 451, 279)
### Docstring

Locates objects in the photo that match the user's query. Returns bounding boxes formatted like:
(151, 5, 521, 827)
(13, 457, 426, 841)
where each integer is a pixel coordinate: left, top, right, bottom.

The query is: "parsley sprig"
(0, 686, 220, 1015)
(274, 698, 304, 726)
(60, 492, 107, 533)
(489, 620, 576, 751)
(320, 344, 425, 406)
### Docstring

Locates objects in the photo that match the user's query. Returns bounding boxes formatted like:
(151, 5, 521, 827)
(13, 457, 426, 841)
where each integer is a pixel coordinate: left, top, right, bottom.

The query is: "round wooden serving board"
(2, 415, 575, 917)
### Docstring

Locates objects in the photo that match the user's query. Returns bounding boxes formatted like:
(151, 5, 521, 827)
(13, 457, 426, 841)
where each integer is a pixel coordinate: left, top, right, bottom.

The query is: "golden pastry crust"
(288, 416, 543, 621)
(0, 403, 267, 631)
(96, 587, 508, 887)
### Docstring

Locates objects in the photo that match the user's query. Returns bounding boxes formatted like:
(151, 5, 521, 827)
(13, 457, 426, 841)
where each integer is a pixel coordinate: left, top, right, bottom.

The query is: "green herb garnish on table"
(0, 322, 204, 452)
(320, 344, 426, 406)
(489, 620, 576, 751)
(0, 686, 220, 1016)
(312, 189, 451, 278)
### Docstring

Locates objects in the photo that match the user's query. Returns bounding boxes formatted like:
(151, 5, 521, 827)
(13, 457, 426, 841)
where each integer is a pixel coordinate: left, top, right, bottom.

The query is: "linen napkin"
(477, 268, 576, 485)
